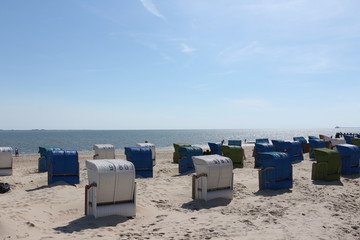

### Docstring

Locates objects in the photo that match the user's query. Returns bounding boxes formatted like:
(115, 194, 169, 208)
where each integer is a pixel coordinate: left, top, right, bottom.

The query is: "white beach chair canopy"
(192, 154, 233, 190)
(0, 147, 13, 176)
(93, 144, 115, 159)
(86, 159, 135, 203)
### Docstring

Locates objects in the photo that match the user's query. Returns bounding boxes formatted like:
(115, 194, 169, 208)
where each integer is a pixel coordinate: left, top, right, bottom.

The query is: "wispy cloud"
(230, 98, 274, 111)
(140, 0, 166, 20)
(218, 41, 260, 64)
(181, 43, 196, 53)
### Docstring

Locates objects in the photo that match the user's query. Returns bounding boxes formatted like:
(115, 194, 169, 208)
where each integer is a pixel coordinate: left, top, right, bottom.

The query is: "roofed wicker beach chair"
(335, 144, 360, 175)
(256, 138, 269, 144)
(125, 147, 153, 178)
(136, 142, 156, 166)
(221, 145, 245, 168)
(352, 138, 360, 147)
(308, 139, 327, 159)
(38, 147, 62, 172)
(85, 159, 136, 218)
(173, 143, 192, 163)
(0, 147, 13, 176)
(320, 135, 346, 149)
(344, 135, 355, 144)
(311, 148, 341, 181)
(271, 140, 303, 162)
(254, 143, 276, 167)
(208, 142, 222, 155)
(47, 150, 80, 185)
(192, 155, 233, 201)
(93, 144, 115, 160)
(258, 152, 293, 190)
(178, 146, 203, 174)
(293, 137, 309, 153)
(228, 140, 242, 146)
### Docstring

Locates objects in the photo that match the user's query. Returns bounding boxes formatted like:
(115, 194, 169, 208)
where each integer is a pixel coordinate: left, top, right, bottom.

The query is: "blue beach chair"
(228, 140, 242, 146)
(308, 139, 326, 159)
(335, 144, 360, 175)
(178, 146, 203, 174)
(254, 143, 276, 167)
(258, 152, 293, 190)
(208, 142, 222, 155)
(48, 150, 79, 185)
(125, 147, 153, 178)
(38, 147, 62, 172)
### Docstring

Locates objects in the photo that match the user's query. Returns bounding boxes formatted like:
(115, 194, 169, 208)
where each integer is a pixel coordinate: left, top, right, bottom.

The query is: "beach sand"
(1, 146, 359, 239)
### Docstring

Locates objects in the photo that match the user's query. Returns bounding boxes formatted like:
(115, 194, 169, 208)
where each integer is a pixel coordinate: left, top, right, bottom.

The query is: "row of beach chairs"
(1, 135, 359, 219)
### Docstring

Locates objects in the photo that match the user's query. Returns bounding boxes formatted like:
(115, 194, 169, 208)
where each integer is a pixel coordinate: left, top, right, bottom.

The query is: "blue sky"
(1, 0, 359, 130)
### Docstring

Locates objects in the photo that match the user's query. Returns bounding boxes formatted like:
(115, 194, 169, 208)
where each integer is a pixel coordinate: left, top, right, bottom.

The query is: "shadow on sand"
(312, 180, 344, 186)
(181, 198, 232, 211)
(254, 188, 292, 197)
(26, 181, 76, 192)
(341, 174, 360, 179)
(53, 215, 130, 233)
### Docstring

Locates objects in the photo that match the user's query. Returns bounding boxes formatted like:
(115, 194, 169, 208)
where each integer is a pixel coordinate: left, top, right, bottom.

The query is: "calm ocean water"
(1, 128, 359, 154)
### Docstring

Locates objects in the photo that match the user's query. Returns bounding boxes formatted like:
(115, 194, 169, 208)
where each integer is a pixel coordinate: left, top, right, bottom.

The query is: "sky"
(1, 0, 360, 130)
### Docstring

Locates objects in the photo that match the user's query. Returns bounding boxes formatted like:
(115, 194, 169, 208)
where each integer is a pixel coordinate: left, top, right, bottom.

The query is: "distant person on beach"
(15, 148, 19, 157)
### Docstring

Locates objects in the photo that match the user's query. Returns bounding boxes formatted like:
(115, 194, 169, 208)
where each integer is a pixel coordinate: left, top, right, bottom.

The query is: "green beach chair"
(173, 143, 192, 163)
(312, 148, 341, 181)
(221, 145, 244, 168)
(352, 138, 360, 147)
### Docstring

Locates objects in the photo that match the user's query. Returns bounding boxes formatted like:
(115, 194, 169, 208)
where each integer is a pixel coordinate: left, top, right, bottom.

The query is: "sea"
(1, 128, 359, 155)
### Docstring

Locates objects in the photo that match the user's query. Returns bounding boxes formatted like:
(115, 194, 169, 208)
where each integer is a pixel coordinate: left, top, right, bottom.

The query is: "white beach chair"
(322, 135, 346, 148)
(93, 144, 115, 159)
(0, 147, 13, 176)
(192, 154, 233, 201)
(136, 142, 156, 166)
(85, 159, 136, 218)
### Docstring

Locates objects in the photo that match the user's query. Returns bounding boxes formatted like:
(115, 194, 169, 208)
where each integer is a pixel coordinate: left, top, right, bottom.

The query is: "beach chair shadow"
(53, 215, 129, 233)
(341, 174, 360, 179)
(254, 188, 292, 197)
(25, 181, 76, 192)
(312, 180, 344, 186)
(181, 198, 231, 211)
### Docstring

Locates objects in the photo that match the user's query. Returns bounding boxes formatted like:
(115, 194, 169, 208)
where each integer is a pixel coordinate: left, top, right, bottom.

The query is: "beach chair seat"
(192, 155, 233, 201)
(228, 140, 242, 146)
(293, 137, 310, 153)
(258, 152, 293, 190)
(221, 145, 244, 168)
(48, 150, 80, 185)
(38, 147, 62, 172)
(85, 159, 136, 218)
(254, 143, 276, 167)
(0, 147, 13, 176)
(335, 144, 360, 175)
(178, 146, 203, 174)
(208, 142, 222, 155)
(136, 142, 156, 166)
(173, 143, 191, 163)
(93, 144, 115, 160)
(308, 139, 327, 159)
(312, 148, 341, 181)
(125, 147, 153, 178)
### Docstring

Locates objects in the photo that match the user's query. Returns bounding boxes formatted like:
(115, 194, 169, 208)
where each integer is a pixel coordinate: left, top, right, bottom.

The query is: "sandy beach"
(1, 146, 359, 240)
